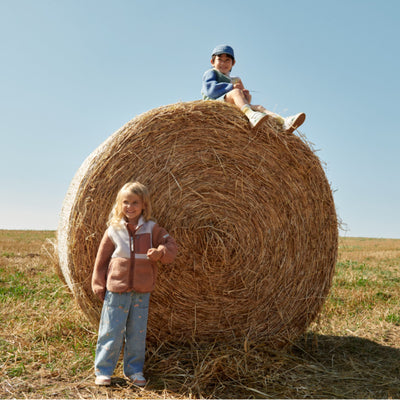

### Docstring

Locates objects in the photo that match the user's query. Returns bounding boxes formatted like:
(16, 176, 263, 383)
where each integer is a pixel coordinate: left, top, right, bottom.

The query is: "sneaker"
(128, 372, 146, 387)
(95, 375, 111, 386)
(248, 111, 269, 128)
(283, 113, 306, 133)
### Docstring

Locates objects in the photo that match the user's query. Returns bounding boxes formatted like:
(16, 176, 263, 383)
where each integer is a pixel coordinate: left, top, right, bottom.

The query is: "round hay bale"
(57, 100, 338, 347)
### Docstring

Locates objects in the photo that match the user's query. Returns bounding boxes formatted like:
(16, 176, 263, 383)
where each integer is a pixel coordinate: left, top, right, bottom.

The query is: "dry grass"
(58, 100, 337, 346)
(312, 237, 400, 342)
(1, 230, 399, 398)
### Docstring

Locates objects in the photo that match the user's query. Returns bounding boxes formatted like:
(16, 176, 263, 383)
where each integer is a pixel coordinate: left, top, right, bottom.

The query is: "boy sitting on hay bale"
(202, 44, 306, 131)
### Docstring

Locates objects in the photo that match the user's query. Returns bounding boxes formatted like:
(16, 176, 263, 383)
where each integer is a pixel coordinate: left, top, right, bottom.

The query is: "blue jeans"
(94, 290, 150, 377)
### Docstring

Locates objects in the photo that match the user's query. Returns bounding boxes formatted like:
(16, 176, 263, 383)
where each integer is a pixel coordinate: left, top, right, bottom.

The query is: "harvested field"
(1, 231, 400, 398)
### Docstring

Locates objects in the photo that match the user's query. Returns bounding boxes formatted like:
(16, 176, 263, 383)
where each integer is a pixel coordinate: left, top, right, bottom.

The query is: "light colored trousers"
(94, 290, 150, 377)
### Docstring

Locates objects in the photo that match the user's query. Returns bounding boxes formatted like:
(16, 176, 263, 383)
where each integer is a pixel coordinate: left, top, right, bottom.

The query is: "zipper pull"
(130, 235, 134, 252)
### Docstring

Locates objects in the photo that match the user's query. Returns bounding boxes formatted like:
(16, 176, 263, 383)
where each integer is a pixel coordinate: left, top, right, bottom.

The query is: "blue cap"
(212, 44, 235, 60)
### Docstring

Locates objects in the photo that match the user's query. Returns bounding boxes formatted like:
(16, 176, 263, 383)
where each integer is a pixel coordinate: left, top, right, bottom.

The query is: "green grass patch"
(385, 314, 400, 325)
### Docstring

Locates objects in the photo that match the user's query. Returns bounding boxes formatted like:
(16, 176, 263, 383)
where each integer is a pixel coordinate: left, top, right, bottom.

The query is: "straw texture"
(57, 100, 338, 347)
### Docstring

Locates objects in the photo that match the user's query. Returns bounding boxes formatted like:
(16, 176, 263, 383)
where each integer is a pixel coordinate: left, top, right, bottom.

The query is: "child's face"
(211, 54, 235, 75)
(121, 192, 144, 224)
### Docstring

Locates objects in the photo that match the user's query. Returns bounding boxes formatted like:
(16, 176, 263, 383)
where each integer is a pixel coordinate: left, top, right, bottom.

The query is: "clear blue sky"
(1, 0, 399, 238)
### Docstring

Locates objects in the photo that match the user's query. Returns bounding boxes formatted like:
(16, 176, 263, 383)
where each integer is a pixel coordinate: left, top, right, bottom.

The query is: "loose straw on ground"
(57, 100, 338, 347)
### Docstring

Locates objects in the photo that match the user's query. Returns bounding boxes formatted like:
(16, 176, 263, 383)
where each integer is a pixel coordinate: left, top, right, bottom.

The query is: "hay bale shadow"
(142, 335, 400, 398)
(292, 334, 400, 398)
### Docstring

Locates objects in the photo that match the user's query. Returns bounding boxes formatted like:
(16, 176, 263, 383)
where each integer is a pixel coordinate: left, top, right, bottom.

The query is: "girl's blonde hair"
(108, 181, 152, 227)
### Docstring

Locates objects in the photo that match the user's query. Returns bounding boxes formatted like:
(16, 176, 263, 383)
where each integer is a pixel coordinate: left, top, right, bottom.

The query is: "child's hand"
(233, 79, 245, 90)
(147, 248, 162, 261)
(94, 288, 106, 301)
(242, 89, 252, 103)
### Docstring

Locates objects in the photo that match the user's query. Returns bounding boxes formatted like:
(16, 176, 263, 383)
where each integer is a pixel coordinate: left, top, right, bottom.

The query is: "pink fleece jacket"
(91, 218, 177, 300)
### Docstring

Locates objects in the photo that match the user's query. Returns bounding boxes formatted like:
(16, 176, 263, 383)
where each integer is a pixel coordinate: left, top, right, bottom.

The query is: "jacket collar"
(125, 215, 145, 233)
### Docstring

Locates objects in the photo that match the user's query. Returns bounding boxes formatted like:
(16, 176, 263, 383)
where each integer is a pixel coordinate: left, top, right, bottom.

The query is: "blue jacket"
(201, 68, 234, 100)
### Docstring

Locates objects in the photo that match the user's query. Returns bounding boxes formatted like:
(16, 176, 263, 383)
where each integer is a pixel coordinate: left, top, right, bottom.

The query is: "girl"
(91, 181, 177, 386)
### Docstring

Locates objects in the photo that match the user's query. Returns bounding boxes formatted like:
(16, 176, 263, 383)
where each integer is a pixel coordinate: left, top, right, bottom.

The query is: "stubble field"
(0, 230, 399, 398)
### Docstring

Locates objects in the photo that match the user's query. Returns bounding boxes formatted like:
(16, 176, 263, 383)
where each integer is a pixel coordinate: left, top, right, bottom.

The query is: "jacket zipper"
(127, 224, 136, 288)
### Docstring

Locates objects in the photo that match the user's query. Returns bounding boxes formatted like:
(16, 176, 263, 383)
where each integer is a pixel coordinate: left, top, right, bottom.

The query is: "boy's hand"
(233, 78, 245, 90)
(242, 89, 252, 103)
(232, 78, 251, 102)
(147, 248, 162, 261)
